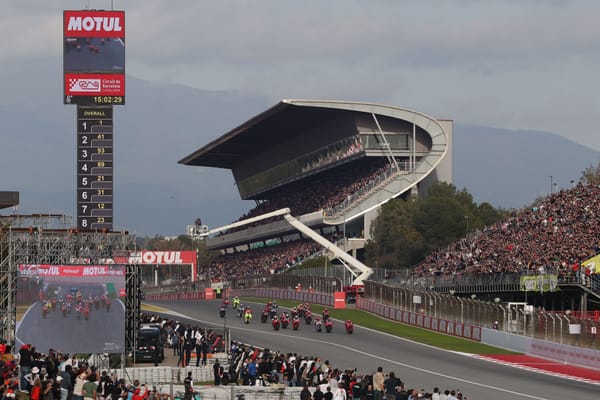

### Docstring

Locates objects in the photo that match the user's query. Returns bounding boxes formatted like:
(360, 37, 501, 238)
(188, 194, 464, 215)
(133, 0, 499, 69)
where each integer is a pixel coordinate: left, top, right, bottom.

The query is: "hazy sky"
(2, 0, 600, 235)
(2, 0, 600, 150)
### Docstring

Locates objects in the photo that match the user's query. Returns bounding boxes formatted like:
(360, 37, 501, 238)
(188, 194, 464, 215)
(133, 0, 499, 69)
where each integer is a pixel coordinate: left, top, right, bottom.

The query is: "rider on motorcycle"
(314, 317, 322, 332)
(325, 318, 333, 333)
(305, 310, 313, 324)
(280, 312, 289, 328)
(232, 296, 240, 310)
(322, 308, 330, 321)
(272, 316, 280, 330)
(345, 319, 354, 333)
(244, 308, 252, 324)
(292, 315, 300, 330)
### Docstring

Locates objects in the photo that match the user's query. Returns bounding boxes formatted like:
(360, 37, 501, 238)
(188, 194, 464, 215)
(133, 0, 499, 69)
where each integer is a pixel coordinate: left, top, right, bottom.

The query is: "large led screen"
(63, 10, 125, 105)
(16, 265, 126, 353)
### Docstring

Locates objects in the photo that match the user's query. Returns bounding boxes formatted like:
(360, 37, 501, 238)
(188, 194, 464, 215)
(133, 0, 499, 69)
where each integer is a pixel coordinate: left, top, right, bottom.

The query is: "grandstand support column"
(283, 213, 373, 285)
(580, 292, 588, 313)
(371, 113, 399, 171)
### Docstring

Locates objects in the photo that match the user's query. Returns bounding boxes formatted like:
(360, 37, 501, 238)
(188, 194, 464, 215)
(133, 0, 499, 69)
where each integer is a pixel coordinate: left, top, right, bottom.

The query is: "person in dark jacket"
(300, 384, 312, 400)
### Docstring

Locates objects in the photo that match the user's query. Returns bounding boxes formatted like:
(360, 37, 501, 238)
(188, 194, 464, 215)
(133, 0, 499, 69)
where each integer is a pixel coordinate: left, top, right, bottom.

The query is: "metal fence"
(363, 281, 600, 349)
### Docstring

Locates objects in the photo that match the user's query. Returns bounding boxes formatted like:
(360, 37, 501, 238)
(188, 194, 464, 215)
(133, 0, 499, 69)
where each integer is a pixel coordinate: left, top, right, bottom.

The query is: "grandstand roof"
(179, 99, 448, 169)
(179, 100, 350, 169)
(0, 191, 19, 210)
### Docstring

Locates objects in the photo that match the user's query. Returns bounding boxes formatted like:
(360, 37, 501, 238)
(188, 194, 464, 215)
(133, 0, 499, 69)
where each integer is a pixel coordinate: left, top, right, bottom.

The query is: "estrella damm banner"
(520, 275, 559, 293)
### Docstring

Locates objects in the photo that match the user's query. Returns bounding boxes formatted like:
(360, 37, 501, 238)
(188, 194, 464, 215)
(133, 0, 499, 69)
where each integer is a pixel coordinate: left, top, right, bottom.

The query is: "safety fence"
(254, 287, 333, 307)
(357, 297, 481, 341)
(145, 279, 599, 349)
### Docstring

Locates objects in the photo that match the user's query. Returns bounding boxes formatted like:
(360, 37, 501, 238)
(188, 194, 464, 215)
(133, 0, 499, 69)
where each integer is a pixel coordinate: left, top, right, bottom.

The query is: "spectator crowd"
(226, 341, 469, 399)
(413, 183, 600, 284)
(201, 234, 339, 283)
(0, 340, 469, 400)
(226, 157, 395, 233)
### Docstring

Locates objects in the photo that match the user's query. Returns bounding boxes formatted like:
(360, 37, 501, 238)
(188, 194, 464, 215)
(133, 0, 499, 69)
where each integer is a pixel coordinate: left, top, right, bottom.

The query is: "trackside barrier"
(356, 297, 481, 342)
(144, 291, 207, 301)
(250, 288, 334, 307)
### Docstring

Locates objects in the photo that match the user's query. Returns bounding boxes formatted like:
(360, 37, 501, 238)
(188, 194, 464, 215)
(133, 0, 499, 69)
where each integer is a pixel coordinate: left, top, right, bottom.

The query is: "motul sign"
(64, 10, 125, 38)
(129, 251, 197, 265)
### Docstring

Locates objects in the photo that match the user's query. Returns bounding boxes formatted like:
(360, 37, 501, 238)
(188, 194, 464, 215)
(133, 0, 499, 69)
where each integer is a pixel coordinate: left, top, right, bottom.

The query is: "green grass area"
(241, 297, 517, 355)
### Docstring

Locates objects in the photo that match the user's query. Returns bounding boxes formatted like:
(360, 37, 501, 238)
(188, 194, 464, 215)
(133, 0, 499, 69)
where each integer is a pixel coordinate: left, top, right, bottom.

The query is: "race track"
(146, 299, 598, 400)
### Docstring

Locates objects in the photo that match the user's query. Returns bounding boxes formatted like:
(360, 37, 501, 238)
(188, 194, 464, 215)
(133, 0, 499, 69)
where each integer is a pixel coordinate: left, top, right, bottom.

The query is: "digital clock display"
(76, 106, 114, 230)
(66, 94, 125, 106)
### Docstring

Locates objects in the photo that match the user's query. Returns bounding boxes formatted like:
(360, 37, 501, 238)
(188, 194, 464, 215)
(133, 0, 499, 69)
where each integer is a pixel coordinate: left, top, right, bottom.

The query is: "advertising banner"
(519, 274, 559, 292)
(64, 10, 125, 105)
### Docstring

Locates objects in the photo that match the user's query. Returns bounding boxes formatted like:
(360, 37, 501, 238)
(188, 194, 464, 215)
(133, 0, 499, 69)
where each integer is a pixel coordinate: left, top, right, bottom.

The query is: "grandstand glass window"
(361, 133, 409, 150)
(237, 135, 364, 198)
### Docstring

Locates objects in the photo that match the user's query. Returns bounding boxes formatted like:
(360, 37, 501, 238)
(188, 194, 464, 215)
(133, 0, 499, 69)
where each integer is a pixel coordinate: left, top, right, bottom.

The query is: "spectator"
(300, 384, 312, 400)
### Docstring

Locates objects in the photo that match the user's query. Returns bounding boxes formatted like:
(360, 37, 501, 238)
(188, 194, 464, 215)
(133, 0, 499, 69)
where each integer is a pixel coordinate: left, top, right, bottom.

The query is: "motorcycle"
(304, 311, 313, 325)
(219, 307, 226, 318)
(292, 318, 300, 331)
(281, 316, 289, 329)
(42, 305, 48, 319)
(345, 320, 354, 334)
(237, 307, 244, 318)
(272, 318, 280, 331)
(314, 319, 322, 333)
(83, 307, 89, 320)
(244, 312, 252, 324)
(322, 309, 330, 321)
(325, 320, 333, 333)
(61, 304, 68, 318)
(261, 311, 269, 323)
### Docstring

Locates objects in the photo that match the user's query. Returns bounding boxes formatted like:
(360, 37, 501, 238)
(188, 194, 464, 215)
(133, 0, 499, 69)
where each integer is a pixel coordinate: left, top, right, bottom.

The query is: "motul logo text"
(67, 16, 123, 32)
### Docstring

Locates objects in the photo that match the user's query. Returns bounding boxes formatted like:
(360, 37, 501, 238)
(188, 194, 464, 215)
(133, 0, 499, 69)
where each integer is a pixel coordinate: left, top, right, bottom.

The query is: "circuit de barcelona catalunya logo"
(68, 78, 101, 92)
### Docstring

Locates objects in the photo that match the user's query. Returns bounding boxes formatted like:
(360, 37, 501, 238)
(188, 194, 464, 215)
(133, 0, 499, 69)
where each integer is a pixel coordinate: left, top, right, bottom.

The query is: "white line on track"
(147, 304, 551, 400)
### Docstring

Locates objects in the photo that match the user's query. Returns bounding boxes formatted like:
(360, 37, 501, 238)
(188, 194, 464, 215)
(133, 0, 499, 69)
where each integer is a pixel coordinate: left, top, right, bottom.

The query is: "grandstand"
(179, 99, 452, 285)
(0, 191, 19, 210)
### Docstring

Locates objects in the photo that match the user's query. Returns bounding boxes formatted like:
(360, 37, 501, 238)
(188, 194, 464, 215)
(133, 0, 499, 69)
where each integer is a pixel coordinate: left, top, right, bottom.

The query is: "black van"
(134, 325, 165, 364)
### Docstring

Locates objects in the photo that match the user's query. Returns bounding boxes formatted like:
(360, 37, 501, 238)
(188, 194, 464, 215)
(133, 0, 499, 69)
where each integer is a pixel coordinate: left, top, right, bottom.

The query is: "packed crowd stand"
(201, 234, 340, 283)
(225, 157, 394, 234)
(0, 307, 470, 400)
(412, 183, 600, 287)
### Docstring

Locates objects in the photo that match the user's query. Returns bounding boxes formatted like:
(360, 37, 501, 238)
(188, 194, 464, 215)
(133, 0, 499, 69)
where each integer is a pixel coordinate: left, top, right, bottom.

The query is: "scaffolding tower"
(0, 214, 138, 351)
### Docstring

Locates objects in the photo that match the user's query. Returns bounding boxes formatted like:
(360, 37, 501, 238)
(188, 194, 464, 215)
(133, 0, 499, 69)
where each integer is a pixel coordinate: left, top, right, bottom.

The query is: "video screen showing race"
(64, 36, 125, 73)
(16, 264, 125, 353)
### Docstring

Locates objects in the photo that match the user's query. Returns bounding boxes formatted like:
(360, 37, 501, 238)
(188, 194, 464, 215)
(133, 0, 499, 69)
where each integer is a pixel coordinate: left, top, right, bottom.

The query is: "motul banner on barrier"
(18, 264, 124, 277)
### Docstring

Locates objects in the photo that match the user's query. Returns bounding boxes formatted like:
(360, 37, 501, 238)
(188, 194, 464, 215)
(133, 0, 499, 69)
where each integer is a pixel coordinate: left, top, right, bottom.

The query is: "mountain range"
(1, 66, 599, 236)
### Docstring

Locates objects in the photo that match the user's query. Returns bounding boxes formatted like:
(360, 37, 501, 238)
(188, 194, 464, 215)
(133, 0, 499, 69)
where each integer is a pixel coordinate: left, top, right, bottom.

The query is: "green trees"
(365, 182, 507, 269)
(580, 160, 600, 185)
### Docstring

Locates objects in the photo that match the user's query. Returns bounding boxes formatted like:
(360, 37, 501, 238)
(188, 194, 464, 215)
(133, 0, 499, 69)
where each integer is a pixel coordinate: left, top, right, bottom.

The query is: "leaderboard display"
(77, 106, 113, 230)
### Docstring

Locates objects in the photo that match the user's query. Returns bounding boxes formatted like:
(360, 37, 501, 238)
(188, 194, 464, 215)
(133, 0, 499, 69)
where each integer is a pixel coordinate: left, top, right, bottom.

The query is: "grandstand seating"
(223, 157, 392, 235)
(203, 234, 340, 282)
(412, 183, 600, 281)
